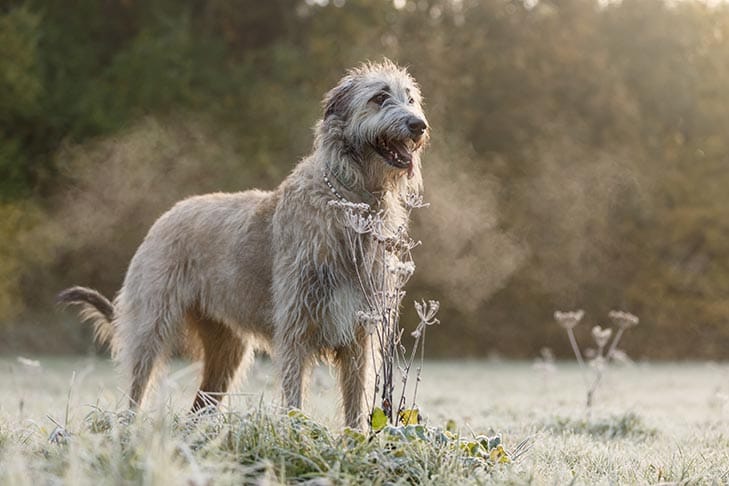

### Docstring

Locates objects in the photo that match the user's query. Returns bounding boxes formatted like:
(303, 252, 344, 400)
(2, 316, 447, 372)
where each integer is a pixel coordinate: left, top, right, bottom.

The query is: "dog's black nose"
(407, 117, 427, 136)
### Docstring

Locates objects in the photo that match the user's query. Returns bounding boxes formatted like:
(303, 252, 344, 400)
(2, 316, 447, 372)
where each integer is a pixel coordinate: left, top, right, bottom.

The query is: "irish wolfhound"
(58, 60, 429, 429)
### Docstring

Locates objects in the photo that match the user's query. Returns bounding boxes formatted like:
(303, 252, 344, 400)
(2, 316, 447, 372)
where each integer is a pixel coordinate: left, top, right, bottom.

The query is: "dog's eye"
(370, 92, 389, 106)
(408, 97, 415, 105)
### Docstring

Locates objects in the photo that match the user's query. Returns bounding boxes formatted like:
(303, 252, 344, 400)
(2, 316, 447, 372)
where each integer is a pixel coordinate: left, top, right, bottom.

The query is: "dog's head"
(318, 60, 429, 187)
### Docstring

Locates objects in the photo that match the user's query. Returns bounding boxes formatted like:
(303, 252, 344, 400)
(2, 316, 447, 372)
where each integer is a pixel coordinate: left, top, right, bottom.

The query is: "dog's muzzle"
(406, 116, 427, 139)
(372, 116, 427, 179)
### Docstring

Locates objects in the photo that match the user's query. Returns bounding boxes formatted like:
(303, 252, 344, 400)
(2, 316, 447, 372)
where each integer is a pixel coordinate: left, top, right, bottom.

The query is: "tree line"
(1, 0, 728, 358)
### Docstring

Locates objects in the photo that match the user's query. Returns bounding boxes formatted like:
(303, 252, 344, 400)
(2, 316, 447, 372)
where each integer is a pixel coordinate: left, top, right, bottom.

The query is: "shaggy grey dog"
(59, 60, 429, 428)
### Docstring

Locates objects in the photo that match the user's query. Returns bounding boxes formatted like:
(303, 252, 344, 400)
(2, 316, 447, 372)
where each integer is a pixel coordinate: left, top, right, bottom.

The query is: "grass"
(1, 357, 729, 484)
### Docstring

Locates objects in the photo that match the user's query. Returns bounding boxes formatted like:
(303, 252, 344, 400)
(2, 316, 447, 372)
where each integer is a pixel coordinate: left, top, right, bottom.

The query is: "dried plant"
(554, 309, 639, 410)
(330, 193, 438, 428)
(554, 310, 586, 370)
(533, 347, 557, 381)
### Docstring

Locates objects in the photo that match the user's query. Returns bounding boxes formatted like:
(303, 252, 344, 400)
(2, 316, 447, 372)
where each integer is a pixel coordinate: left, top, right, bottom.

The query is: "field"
(1, 356, 729, 484)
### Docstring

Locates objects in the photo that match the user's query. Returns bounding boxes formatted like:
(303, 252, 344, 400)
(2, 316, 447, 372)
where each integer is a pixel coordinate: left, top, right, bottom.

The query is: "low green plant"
(35, 406, 523, 484)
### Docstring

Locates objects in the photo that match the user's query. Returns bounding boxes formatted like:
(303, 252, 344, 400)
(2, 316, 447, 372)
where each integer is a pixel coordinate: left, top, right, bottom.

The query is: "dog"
(59, 60, 429, 429)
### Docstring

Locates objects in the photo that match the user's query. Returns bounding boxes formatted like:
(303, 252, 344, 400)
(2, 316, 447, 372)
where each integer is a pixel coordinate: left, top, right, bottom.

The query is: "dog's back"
(118, 190, 279, 339)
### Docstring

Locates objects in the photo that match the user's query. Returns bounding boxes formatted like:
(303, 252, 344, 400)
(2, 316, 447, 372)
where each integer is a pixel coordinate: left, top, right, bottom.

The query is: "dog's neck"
(316, 146, 420, 237)
(324, 158, 382, 208)
(324, 146, 419, 205)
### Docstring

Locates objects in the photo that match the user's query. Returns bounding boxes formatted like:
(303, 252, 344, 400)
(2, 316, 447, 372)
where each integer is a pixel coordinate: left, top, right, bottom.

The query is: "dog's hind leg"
(122, 322, 170, 409)
(127, 351, 161, 409)
(116, 298, 182, 409)
(189, 314, 251, 412)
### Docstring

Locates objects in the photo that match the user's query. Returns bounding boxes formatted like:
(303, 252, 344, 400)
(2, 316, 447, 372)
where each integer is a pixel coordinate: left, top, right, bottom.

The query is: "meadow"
(1, 356, 728, 484)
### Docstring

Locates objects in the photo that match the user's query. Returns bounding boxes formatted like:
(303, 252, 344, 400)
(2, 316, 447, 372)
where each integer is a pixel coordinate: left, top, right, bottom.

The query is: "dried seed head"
(345, 211, 376, 234)
(388, 260, 416, 278)
(390, 261, 416, 288)
(554, 309, 584, 330)
(414, 299, 440, 325)
(608, 310, 639, 329)
(591, 325, 612, 349)
(540, 347, 555, 362)
(403, 192, 430, 210)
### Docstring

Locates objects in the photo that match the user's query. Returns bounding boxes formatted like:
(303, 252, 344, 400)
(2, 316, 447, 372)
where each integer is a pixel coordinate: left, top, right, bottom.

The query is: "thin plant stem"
(334, 197, 435, 427)
(585, 343, 606, 410)
(566, 328, 588, 387)
(409, 325, 427, 414)
(606, 328, 625, 362)
(397, 324, 422, 415)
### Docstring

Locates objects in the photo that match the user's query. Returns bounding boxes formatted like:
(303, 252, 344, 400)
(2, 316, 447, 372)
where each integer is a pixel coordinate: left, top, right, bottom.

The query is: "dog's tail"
(57, 286, 116, 347)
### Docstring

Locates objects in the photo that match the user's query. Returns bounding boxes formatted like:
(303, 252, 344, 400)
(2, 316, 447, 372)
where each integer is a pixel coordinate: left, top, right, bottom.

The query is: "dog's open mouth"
(374, 137, 414, 175)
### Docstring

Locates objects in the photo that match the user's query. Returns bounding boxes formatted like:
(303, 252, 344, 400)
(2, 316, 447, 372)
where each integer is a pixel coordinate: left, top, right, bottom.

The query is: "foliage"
(2, 404, 522, 485)
(0, 201, 59, 323)
(2, 0, 729, 356)
(0, 6, 42, 200)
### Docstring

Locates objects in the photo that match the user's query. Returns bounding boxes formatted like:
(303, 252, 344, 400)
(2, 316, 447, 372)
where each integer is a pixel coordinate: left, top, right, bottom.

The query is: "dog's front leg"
(278, 340, 309, 410)
(336, 335, 371, 430)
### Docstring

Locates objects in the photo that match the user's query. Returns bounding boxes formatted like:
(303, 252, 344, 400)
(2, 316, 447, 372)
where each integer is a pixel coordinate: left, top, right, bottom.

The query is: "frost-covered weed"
(554, 309, 639, 409)
(330, 193, 439, 428)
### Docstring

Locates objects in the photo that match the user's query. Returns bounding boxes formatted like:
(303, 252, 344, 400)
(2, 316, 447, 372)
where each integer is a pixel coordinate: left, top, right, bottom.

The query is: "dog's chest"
(272, 191, 401, 349)
(299, 231, 373, 347)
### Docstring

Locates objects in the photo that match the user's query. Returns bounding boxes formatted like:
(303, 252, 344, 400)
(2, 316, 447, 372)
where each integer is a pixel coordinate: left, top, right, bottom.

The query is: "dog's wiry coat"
(58, 61, 429, 428)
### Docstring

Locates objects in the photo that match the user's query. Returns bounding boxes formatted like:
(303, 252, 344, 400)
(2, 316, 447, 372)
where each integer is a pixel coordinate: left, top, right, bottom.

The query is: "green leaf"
(383, 425, 407, 442)
(370, 407, 387, 431)
(461, 440, 481, 456)
(489, 444, 511, 464)
(342, 427, 366, 444)
(445, 419, 457, 433)
(398, 408, 420, 426)
(487, 435, 502, 450)
(287, 409, 306, 419)
(402, 424, 428, 441)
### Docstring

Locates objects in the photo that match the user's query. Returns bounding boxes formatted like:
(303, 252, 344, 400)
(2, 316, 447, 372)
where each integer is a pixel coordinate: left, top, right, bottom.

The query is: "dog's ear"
(323, 79, 354, 119)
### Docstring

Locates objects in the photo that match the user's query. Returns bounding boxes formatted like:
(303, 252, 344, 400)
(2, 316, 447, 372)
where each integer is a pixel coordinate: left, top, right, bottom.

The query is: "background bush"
(1, 0, 728, 358)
